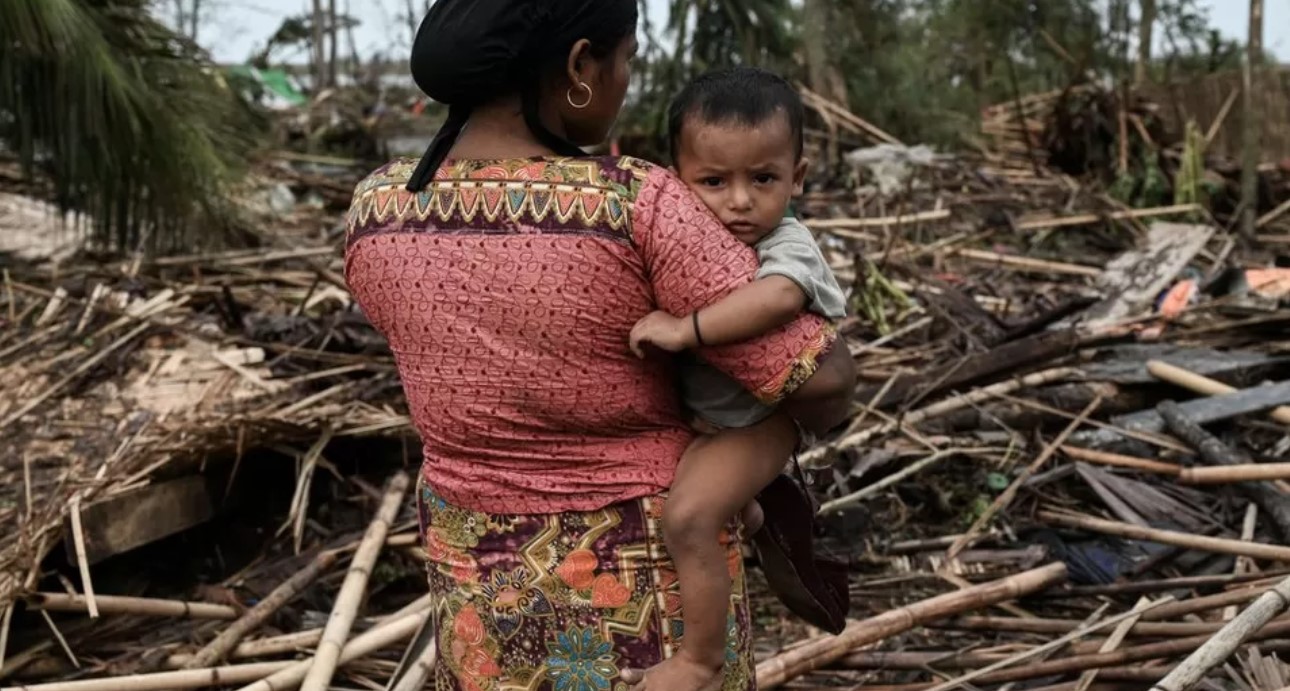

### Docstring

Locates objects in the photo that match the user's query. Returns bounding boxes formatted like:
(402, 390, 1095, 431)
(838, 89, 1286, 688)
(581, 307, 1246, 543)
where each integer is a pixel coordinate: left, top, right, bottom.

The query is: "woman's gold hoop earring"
(567, 82, 593, 109)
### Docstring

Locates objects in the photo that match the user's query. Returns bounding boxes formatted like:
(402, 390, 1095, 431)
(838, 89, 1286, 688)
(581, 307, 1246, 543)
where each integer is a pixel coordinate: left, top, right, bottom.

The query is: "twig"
(947, 396, 1101, 559)
(66, 495, 97, 619)
(819, 448, 985, 514)
(183, 551, 339, 669)
(38, 611, 77, 670)
(298, 472, 410, 691)
(1151, 577, 1290, 691)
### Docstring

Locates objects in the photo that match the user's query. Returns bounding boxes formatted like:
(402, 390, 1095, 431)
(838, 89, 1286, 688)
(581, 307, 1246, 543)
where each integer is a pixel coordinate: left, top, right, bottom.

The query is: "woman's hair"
(405, 0, 638, 191)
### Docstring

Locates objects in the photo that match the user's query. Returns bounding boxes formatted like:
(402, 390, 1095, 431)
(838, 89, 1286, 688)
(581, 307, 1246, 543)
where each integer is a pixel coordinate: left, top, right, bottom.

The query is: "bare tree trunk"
(189, 0, 201, 43)
(173, 0, 188, 39)
(406, 0, 418, 47)
(312, 0, 325, 93)
(328, 0, 338, 87)
(1239, 0, 1264, 239)
(1135, 0, 1156, 85)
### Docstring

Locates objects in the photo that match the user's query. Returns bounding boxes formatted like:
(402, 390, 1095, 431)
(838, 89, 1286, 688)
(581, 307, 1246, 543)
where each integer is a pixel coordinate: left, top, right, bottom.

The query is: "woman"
(344, 2, 855, 690)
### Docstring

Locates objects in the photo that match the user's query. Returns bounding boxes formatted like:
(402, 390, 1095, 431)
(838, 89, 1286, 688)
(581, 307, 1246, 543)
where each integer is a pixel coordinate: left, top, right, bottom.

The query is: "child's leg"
(662, 413, 797, 669)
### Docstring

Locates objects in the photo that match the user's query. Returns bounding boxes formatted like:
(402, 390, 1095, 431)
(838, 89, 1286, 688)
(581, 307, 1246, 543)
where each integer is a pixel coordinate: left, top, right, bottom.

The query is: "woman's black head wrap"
(405, 0, 638, 192)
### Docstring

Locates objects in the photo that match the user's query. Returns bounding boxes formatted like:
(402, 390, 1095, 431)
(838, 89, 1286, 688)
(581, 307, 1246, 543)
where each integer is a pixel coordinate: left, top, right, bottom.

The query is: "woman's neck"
(449, 96, 566, 160)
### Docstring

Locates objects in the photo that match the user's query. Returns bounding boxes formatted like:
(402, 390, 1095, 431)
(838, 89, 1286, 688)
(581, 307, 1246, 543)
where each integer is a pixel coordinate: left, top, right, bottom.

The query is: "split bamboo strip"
(65, 496, 96, 619)
(1147, 361, 1290, 425)
(920, 599, 1169, 691)
(1257, 198, 1290, 229)
(0, 606, 10, 673)
(235, 609, 427, 691)
(25, 593, 238, 620)
(1039, 511, 1290, 562)
(948, 397, 1101, 559)
(813, 209, 953, 231)
(298, 471, 410, 691)
(1151, 576, 1290, 691)
(801, 367, 1077, 467)
(1181, 464, 1290, 485)
(1014, 204, 1201, 232)
(951, 248, 1103, 278)
(183, 552, 339, 668)
(390, 638, 437, 691)
(1061, 446, 1182, 476)
(755, 562, 1067, 689)
(1075, 597, 1154, 691)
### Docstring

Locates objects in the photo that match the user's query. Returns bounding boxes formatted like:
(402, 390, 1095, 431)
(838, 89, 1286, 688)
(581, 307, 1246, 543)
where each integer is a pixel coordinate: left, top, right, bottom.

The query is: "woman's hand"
(621, 651, 725, 691)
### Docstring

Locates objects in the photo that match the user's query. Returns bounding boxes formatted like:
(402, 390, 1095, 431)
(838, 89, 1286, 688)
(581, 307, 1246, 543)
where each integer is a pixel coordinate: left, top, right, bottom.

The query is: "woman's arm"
(779, 341, 855, 436)
(633, 166, 855, 429)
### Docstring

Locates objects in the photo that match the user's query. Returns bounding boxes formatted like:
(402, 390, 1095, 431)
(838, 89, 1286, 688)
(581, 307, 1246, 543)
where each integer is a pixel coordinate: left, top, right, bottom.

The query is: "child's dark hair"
(668, 66, 805, 164)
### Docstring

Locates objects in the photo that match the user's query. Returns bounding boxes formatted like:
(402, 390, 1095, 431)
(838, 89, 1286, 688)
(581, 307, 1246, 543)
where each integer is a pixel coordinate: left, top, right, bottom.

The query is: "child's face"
(673, 113, 808, 246)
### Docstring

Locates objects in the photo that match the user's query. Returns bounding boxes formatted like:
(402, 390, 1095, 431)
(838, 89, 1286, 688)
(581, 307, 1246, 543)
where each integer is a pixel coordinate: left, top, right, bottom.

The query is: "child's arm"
(629, 276, 806, 357)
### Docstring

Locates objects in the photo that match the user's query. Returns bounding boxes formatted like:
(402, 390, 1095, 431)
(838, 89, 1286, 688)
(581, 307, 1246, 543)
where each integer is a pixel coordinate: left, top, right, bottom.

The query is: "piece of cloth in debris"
(345, 155, 835, 514)
(415, 478, 754, 691)
(682, 217, 847, 428)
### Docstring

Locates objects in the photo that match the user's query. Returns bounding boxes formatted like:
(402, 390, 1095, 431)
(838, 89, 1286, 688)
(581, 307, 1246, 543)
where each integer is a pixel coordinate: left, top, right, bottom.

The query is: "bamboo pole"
(1182, 464, 1290, 484)
(183, 552, 339, 668)
(1061, 446, 1181, 476)
(1039, 511, 1290, 562)
(166, 594, 435, 667)
(298, 471, 409, 691)
(236, 609, 426, 691)
(390, 637, 437, 691)
(1151, 575, 1290, 691)
(920, 600, 1169, 691)
(755, 562, 1067, 689)
(1147, 361, 1290, 425)
(0, 610, 426, 691)
(25, 593, 238, 620)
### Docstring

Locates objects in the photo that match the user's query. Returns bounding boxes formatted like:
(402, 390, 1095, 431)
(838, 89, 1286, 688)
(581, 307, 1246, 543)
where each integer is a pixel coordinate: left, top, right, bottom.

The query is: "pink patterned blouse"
(345, 156, 834, 514)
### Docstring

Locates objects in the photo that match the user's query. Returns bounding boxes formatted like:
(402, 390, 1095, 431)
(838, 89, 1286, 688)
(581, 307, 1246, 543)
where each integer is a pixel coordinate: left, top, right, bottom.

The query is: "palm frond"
(0, 0, 263, 253)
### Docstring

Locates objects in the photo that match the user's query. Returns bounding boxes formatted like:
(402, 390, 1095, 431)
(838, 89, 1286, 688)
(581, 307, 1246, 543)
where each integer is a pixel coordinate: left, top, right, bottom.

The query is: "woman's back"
(346, 155, 833, 514)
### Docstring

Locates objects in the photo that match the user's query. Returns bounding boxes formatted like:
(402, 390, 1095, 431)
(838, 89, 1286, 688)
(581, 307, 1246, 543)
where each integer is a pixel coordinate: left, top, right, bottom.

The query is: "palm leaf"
(0, 0, 262, 253)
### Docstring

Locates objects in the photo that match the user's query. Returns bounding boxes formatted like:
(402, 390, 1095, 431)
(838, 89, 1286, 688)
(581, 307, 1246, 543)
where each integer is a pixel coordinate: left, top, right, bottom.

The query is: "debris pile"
(1, 90, 1290, 691)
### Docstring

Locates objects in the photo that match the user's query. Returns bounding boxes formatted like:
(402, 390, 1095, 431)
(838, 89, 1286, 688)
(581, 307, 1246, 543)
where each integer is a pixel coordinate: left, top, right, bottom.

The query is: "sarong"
(416, 478, 755, 691)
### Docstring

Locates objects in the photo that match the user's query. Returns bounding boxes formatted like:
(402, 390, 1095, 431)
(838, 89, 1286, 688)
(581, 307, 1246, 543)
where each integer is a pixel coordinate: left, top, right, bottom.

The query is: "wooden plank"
(62, 476, 214, 565)
(1076, 222, 1214, 326)
(1070, 379, 1290, 448)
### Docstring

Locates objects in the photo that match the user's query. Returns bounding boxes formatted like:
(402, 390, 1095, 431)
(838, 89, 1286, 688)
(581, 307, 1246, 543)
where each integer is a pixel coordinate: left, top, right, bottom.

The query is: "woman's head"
(406, 0, 638, 190)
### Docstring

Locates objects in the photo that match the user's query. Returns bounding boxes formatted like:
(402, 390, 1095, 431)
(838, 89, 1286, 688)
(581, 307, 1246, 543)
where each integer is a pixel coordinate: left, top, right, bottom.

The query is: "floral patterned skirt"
(416, 477, 755, 691)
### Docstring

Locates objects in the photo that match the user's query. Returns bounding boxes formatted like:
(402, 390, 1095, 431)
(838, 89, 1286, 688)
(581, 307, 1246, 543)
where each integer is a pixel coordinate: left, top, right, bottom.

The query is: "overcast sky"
(190, 0, 1290, 66)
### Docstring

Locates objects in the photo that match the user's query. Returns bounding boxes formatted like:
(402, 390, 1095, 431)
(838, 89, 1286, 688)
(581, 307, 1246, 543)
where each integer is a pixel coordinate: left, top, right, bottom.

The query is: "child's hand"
(621, 651, 725, 691)
(629, 311, 694, 358)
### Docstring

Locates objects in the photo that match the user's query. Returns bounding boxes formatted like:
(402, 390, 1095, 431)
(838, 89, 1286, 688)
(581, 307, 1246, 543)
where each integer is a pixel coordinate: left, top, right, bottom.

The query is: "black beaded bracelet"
(692, 310, 706, 347)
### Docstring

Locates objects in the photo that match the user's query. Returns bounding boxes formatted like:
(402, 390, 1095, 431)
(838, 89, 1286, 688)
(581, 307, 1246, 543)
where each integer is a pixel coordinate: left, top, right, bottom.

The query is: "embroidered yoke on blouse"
(345, 156, 834, 514)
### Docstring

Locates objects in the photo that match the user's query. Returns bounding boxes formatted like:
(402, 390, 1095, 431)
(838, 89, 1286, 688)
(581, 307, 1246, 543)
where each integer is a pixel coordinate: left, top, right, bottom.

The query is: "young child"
(628, 67, 848, 686)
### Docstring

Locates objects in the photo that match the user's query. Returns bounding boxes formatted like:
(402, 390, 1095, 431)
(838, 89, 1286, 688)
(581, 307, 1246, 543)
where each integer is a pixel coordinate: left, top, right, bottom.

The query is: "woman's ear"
(793, 157, 810, 196)
(565, 38, 594, 89)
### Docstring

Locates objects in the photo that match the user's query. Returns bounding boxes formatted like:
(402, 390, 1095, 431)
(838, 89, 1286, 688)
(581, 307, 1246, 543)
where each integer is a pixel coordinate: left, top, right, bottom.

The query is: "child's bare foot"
(740, 499, 764, 535)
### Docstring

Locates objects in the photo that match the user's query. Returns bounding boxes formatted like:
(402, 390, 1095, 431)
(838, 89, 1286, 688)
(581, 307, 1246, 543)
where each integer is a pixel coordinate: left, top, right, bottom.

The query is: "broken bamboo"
(1060, 446, 1181, 476)
(1040, 511, 1290, 562)
(1148, 361, 1290, 425)
(1181, 464, 1290, 484)
(183, 551, 339, 668)
(25, 593, 238, 621)
(298, 471, 409, 691)
(755, 562, 1067, 689)
(1150, 576, 1290, 691)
